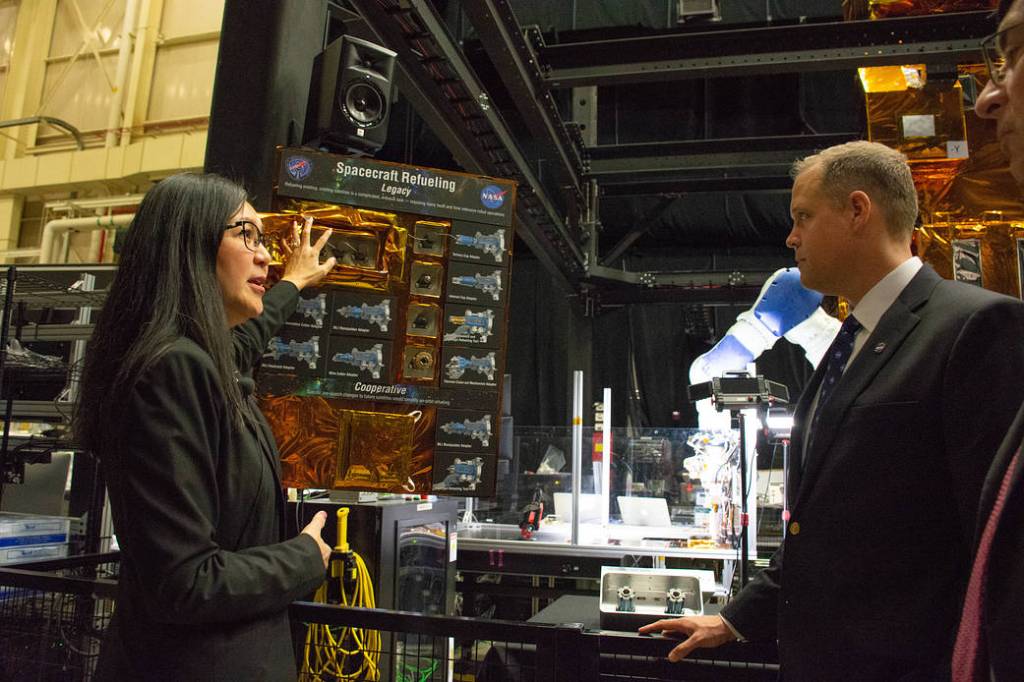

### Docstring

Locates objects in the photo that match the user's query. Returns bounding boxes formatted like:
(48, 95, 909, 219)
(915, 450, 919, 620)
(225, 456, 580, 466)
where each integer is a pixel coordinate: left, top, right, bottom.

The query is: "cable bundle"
(301, 509, 381, 681)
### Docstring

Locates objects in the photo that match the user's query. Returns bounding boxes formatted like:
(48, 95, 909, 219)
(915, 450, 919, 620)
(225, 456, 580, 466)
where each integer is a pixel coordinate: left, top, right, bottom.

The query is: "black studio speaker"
(304, 35, 397, 155)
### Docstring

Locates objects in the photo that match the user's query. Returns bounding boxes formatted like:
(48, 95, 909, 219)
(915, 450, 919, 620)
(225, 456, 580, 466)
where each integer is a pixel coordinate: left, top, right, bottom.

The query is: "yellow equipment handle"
(335, 507, 350, 553)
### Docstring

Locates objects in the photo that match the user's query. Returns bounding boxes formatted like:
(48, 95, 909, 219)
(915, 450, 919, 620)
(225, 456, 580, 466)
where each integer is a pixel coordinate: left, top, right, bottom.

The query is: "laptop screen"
(616, 496, 672, 527)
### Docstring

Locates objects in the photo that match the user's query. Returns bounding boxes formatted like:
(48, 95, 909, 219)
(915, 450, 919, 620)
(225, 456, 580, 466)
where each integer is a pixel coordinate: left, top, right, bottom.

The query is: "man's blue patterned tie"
(816, 314, 861, 412)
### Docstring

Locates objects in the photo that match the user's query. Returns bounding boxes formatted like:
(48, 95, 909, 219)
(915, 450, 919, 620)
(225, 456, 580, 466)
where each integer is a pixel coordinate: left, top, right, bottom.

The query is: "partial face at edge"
(976, 1, 1024, 188)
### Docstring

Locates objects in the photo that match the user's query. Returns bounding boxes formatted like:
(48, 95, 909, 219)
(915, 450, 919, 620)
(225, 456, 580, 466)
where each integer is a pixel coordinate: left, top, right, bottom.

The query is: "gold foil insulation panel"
(907, 64, 1024, 299)
(335, 409, 414, 490)
(859, 65, 925, 93)
(916, 217, 1024, 297)
(867, 0, 995, 18)
(911, 65, 1024, 224)
(861, 65, 967, 163)
(860, 62, 1024, 298)
(262, 394, 437, 492)
(261, 202, 408, 292)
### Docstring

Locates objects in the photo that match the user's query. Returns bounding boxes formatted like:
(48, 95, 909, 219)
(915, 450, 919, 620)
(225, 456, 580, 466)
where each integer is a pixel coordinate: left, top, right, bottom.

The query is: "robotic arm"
(689, 267, 839, 429)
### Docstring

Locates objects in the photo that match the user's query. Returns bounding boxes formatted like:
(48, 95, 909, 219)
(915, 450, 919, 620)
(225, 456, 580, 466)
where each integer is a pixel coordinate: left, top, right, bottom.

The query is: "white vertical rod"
(602, 386, 611, 527)
(571, 370, 583, 545)
(743, 408, 759, 559)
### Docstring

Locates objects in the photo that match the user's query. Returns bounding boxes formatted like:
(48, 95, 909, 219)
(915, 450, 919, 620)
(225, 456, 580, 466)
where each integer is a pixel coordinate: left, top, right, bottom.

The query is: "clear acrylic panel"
(465, 425, 755, 558)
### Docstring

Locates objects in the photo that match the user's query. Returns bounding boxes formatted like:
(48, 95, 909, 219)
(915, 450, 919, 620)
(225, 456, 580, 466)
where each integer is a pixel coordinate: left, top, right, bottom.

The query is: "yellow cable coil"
(301, 550, 380, 681)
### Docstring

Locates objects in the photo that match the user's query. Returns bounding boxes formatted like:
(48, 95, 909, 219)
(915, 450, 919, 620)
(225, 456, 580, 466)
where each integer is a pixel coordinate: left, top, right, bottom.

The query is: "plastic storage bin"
(0, 513, 73, 551)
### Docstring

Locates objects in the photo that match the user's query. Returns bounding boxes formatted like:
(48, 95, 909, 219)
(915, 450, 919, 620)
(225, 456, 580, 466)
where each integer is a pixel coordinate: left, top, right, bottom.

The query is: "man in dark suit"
(953, 2, 1024, 678)
(640, 140, 1024, 680)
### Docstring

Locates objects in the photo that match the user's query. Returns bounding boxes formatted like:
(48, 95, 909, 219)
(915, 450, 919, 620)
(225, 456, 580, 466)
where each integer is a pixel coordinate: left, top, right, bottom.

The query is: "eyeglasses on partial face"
(225, 219, 265, 252)
(982, 20, 1024, 86)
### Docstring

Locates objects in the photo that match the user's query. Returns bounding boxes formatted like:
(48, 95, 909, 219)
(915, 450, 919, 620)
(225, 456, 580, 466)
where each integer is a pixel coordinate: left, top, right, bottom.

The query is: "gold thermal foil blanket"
(868, 0, 995, 19)
(261, 395, 437, 492)
(862, 66, 967, 163)
(261, 203, 408, 292)
(916, 219, 1024, 297)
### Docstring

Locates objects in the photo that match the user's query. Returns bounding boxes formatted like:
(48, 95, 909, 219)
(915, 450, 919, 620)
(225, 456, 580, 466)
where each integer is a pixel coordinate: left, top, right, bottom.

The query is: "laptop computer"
(616, 496, 672, 527)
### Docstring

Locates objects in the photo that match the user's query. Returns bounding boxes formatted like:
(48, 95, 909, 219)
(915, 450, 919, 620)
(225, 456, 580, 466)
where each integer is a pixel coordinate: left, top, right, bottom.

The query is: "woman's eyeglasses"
(225, 220, 265, 252)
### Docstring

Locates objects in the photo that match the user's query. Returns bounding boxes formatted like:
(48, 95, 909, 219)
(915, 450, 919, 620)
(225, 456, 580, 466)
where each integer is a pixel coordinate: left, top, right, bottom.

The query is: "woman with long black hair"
(76, 172, 336, 680)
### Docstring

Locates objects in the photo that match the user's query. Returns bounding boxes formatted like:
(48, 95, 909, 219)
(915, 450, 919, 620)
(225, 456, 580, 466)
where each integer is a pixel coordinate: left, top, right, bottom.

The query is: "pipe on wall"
(39, 213, 135, 264)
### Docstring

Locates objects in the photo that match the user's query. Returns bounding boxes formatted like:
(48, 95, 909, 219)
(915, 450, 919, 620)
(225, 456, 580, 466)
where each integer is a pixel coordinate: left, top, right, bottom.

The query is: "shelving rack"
(0, 265, 115, 552)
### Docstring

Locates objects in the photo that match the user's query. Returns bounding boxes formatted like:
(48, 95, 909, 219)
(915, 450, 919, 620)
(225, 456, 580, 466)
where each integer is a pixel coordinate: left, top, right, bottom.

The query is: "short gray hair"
(792, 140, 919, 239)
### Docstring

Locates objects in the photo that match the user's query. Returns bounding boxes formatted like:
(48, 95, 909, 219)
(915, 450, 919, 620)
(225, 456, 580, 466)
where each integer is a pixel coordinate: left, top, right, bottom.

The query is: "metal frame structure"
(344, 0, 586, 293)
(459, 2, 587, 200)
(342, 3, 993, 305)
(589, 133, 862, 194)
(541, 10, 992, 87)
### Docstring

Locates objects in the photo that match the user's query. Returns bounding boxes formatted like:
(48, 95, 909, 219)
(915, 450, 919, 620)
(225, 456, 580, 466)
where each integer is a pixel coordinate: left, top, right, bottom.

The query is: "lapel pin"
(873, 342, 886, 354)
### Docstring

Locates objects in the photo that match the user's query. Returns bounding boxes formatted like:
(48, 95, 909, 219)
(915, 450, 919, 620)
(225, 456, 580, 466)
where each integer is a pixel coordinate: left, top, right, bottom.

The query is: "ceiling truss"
(344, 3, 995, 307)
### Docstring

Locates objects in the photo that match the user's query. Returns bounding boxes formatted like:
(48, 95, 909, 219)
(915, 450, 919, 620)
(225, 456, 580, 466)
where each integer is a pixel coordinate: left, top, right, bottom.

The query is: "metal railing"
(0, 554, 778, 681)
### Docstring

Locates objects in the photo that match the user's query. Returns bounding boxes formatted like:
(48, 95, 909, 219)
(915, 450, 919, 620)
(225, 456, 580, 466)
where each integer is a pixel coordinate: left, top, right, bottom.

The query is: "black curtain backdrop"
(507, 256, 819, 429)
(507, 258, 573, 426)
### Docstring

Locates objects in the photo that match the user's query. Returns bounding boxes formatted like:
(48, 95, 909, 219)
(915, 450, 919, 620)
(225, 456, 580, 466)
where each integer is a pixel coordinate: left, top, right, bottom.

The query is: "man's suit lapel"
(788, 361, 825, 505)
(794, 267, 940, 511)
(979, 399, 1024, 543)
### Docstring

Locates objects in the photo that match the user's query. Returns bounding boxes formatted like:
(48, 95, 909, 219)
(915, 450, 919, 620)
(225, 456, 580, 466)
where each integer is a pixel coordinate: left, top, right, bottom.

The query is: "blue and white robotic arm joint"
(689, 267, 840, 425)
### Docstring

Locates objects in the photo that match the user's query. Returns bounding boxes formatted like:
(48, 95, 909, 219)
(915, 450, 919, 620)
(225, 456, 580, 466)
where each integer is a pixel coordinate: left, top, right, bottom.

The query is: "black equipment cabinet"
(291, 497, 458, 616)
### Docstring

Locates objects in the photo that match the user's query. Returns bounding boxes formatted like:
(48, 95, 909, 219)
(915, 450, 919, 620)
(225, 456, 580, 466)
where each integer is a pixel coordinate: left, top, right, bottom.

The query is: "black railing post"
(554, 623, 590, 682)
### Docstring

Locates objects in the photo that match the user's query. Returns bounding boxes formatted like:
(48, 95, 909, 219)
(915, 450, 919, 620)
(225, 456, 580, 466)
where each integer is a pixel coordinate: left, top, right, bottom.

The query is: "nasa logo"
(285, 155, 313, 181)
(480, 185, 507, 209)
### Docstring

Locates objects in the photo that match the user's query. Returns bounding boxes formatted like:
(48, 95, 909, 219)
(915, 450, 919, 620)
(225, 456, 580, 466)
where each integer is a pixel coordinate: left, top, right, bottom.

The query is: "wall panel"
(146, 41, 218, 122)
(0, 2, 18, 107)
(49, 0, 125, 55)
(160, 0, 223, 38)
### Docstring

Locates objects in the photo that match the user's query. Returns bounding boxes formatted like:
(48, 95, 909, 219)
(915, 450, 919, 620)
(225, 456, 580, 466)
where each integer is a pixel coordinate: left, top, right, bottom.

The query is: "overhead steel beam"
(601, 176, 793, 196)
(461, 0, 586, 200)
(600, 228, 647, 265)
(346, 0, 586, 292)
(599, 197, 673, 266)
(397, 0, 587, 273)
(595, 270, 775, 306)
(588, 133, 861, 183)
(589, 134, 861, 161)
(596, 285, 764, 307)
(541, 11, 994, 87)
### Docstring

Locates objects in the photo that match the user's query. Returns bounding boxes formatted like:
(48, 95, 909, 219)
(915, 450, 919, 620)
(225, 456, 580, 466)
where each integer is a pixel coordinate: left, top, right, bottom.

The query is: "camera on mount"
(687, 372, 789, 412)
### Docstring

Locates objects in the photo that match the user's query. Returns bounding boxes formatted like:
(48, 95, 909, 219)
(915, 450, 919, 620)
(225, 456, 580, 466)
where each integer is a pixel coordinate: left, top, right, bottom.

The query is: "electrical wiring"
(300, 509, 381, 681)
(398, 659, 438, 682)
